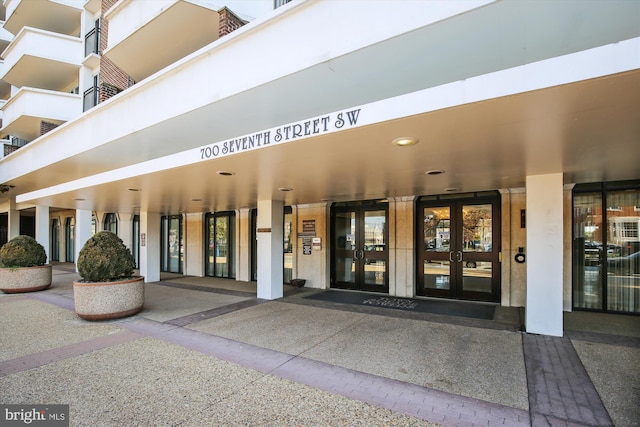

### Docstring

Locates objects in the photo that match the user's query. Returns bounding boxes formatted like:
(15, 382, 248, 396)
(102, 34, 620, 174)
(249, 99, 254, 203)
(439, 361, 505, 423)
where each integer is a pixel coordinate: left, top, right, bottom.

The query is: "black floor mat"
(305, 290, 496, 320)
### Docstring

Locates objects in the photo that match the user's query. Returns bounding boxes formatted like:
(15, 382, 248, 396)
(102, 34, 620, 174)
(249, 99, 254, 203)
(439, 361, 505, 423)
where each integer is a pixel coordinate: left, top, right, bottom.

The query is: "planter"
(73, 276, 144, 320)
(0, 265, 52, 293)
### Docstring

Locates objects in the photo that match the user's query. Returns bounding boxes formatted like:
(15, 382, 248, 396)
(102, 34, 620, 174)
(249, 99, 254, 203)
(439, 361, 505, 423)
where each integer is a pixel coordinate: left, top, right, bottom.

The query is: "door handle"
(449, 251, 454, 262)
(457, 251, 463, 262)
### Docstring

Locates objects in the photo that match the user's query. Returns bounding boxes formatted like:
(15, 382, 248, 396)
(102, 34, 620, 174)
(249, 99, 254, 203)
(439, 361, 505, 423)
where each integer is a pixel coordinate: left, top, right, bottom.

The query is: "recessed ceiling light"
(191, 198, 202, 202)
(278, 187, 293, 192)
(217, 171, 235, 176)
(128, 188, 141, 192)
(392, 137, 419, 147)
(425, 169, 444, 175)
(445, 187, 459, 192)
(73, 198, 85, 201)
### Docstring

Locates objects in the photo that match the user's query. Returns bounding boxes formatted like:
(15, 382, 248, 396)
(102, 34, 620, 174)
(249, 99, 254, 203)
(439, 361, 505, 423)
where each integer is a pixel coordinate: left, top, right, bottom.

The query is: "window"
(103, 213, 118, 234)
(573, 181, 640, 313)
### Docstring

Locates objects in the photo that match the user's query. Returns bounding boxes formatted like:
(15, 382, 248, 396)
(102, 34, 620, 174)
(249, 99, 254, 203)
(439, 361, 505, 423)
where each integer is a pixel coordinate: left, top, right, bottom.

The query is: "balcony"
(104, 0, 219, 81)
(0, 21, 13, 56)
(0, 87, 81, 141)
(1, 27, 82, 91)
(3, 0, 82, 36)
(0, 61, 11, 100)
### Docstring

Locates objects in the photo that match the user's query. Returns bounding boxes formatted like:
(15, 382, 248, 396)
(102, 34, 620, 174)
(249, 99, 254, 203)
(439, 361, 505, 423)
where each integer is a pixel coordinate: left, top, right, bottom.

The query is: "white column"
(256, 199, 283, 300)
(35, 205, 50, 262)
(118, 213, 133, 250)
(140, 211, 161, 282)
(237, 208, 251, 282)
(525, 173, 564, 337)
(75, 209, 93, 271)
(8, 196, 19, 239)
(185, 213, 204, 277)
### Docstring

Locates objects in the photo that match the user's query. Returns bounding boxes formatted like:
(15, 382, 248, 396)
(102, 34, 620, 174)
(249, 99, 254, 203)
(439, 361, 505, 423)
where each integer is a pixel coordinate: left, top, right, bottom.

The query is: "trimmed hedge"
(77, 231, 136, 282)
(0, 235, 47, 268)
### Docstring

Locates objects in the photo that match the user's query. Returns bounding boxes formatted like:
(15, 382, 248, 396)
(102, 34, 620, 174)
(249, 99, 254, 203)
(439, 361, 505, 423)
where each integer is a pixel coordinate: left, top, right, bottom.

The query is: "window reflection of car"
(607, 251, 640, 275)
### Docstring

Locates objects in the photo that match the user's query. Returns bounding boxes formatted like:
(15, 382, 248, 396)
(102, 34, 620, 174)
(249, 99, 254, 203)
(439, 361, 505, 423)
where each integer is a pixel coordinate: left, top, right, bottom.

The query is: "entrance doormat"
(305, 291, 496, 320)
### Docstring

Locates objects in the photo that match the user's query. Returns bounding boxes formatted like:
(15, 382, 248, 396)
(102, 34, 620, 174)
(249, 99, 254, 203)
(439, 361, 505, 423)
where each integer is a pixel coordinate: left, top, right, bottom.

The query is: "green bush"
(77, 231, 136, 282)
(0, 235, 47, 268)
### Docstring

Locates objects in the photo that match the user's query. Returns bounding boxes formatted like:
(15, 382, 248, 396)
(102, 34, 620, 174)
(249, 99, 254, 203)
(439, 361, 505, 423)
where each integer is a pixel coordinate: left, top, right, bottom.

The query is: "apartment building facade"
(0, 0, 638, 337)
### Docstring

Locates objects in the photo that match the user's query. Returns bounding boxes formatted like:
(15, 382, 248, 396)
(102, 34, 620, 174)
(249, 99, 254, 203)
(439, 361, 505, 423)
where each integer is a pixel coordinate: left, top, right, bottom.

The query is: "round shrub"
(0, 235, 47, 268)
(77, 231, 136, 282)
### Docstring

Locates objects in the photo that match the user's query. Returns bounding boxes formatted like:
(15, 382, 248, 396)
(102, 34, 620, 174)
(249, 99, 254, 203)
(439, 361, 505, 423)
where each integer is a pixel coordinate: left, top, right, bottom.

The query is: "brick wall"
(40, 121, 59, 137)
(218, 7, 247, 37)
(99, 0, 134, 103)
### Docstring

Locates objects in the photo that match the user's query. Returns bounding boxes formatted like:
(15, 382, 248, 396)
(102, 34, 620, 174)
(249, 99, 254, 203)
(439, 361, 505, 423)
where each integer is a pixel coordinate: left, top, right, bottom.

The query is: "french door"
(417, 194, 501, 302)
(331, 201, 389, 293)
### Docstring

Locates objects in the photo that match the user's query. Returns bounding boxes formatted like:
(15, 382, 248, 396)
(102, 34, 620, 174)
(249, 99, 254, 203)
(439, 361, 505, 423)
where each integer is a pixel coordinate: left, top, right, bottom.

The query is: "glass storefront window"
(573, 182, 639, 313)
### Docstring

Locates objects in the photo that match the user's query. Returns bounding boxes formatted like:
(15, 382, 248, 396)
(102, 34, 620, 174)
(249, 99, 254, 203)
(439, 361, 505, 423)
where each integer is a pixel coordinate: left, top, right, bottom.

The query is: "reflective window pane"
(462, 204, 492, 252)
(423, 207, 450, 252)
(573, 192, 604, 310)
(423, 260, 450, 290)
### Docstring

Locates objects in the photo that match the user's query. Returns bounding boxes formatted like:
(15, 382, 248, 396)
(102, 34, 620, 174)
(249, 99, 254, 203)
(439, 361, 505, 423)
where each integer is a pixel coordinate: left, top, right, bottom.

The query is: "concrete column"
(256, 199, 283, 300)
(118, 213, 133, 251)
(185, 213, 204, 277)
(8, 196, 19, 239)
(75, 209, 93, 271)
(35, 205, 50, 262)
(140, 211, 161, 283)
(390, 197, 415, 298)
(237, 208, 251, 282)
(525, 173, 564, 337)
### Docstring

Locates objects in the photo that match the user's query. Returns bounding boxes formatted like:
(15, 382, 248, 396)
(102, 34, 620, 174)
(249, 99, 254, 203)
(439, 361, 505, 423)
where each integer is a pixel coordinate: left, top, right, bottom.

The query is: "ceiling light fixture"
(445, 187, 459, 192)
(217, 171, 235, 176)
(425, 169, 444, 175)
(392, 137, 419, 147)
(128, 188, 141, 192)
(278, 187, 293, 192)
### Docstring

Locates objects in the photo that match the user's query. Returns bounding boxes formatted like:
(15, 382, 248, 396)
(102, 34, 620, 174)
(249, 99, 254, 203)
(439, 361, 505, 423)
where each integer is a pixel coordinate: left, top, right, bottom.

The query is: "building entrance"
(417, 193, 500, 302)
(331, 200, 388, 293)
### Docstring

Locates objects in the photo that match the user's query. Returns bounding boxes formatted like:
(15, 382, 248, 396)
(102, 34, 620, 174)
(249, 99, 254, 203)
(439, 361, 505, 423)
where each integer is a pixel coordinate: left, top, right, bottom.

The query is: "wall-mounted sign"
(199, 108, 362, 161)
(298, 219, 316, 237)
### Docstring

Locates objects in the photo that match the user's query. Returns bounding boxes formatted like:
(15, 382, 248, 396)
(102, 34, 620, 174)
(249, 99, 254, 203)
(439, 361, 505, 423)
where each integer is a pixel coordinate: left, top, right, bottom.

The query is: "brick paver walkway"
(523, 334, 613, 427)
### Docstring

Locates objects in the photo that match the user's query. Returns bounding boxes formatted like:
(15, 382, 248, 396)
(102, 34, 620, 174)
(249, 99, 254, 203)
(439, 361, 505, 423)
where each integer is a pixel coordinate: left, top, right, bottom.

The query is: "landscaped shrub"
(77, 231, 136, 282)
(0, 235, 47, 268)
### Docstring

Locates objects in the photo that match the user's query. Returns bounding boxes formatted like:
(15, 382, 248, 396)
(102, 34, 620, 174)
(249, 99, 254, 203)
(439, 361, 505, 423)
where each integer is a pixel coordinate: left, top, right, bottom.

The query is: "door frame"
(416, 192, 501, 302)
(330, 200, 389, 293)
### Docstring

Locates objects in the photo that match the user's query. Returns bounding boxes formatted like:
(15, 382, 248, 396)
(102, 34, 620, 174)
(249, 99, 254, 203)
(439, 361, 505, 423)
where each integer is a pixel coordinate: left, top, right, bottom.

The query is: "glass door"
(206, 212, 235, 278)
(418, 195, 500, 302)
(161, 215, 183, 273)
(332, 201, 388, 292)
(50, 219, 60, 262)
(65, 217, 74, 263)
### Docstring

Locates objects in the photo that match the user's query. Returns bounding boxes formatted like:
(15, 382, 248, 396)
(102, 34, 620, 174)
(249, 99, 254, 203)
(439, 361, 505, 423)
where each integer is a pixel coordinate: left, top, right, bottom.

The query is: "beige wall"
(295, 203, 328, 289)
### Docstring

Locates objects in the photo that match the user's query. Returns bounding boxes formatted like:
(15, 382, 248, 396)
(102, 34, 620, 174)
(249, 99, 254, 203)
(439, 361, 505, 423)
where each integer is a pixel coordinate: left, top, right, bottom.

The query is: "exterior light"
(217, 171, 235, 176)
(392, 137, 419, 147)
(278, 187, 293, 192)
(425, 170, 444, 175)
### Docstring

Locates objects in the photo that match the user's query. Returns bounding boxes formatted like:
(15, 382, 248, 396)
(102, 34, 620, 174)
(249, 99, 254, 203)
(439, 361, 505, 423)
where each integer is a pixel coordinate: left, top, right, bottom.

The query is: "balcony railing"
(83, 86, 98, 112)
(84, 27, 100, 57)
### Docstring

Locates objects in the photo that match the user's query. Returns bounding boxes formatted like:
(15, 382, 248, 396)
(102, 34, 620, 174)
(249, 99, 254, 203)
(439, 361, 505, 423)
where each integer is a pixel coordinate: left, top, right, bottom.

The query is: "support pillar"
(256, 199, 283, 300)
(140, 211, 160, 283)
(237, 208, 251, 282)
(75, 209, 93, 271)
(525, 173, 564, 337)
(8, 196, 19, 239)
(35, 205, 50, 262)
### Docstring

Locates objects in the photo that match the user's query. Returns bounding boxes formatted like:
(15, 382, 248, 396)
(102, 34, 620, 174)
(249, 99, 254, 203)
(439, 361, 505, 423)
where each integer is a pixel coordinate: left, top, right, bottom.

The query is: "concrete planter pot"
(0, 265, 52, 293)
(73, 276, 144, 320)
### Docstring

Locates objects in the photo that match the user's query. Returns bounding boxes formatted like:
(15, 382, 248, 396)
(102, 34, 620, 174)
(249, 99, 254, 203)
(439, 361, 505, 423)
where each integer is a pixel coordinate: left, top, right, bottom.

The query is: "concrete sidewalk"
(1, 265, 638, 426)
